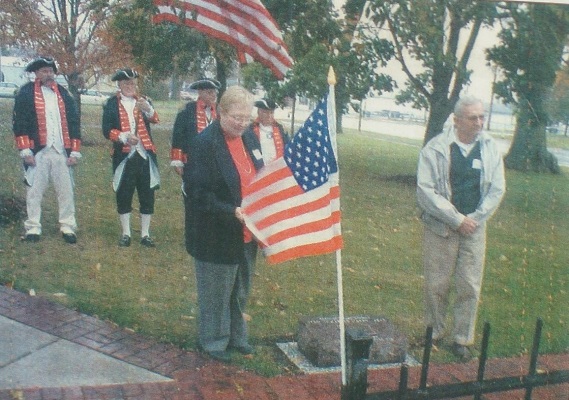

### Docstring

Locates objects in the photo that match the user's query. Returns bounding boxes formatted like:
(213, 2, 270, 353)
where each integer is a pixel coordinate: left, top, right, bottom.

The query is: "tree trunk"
(423, 98, 453, 145)
(290, 96, 296, 135)
(336, 102, 343, 134)
(505, 97, 559, 173)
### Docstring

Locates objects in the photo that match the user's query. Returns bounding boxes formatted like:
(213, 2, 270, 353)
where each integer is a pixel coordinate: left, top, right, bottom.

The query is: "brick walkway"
(0, 286, 567, 400)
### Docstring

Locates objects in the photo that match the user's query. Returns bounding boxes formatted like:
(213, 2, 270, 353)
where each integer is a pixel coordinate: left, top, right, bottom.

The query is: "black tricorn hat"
(254, 98, 277, 110)
(111, 68, 139, 82)
(25, 57, 58, 73)
(189, 78, 221, 90)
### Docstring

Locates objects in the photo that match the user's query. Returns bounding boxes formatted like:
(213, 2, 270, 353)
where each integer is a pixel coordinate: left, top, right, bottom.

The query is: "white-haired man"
(417, 96, 505, 361)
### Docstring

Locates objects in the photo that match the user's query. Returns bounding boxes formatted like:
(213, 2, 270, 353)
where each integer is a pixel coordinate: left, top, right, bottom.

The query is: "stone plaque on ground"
(297, 316, 408, 367)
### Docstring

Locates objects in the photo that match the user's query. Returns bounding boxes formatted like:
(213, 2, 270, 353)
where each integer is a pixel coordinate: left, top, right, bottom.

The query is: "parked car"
(80, 89, 107, 105)
(0, 82, 20, 98)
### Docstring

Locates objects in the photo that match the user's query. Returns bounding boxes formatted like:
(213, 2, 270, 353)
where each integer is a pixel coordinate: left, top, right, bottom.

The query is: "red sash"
(112, 93, 158, 153)
(196, 98, 216, 133)
(33, 79, 71, 149)
(253, 120, 285, 158)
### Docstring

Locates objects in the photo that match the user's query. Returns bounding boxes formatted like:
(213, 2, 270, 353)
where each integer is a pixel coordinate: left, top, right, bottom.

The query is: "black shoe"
(140, 236, 155, 247)
(206, 350, 231, 362)
(62, 233, 77, 244)
(118, 235, 131, 247)
(25, 234, 40, 243)
(231, 344, 256, 355)
(451, 343, 473, 361)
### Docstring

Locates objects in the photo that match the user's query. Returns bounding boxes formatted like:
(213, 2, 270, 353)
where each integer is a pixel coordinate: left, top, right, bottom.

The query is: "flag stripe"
(166, 0, 289, 63)
(154, 8, 290, 78)
(153, 0, 292, 79)
(153, 7, 289, 67)
(264, 222, 342, 255)
(264, 211, 341, 245)
(154, 0, 286, 49)
(253, 186, 340, 231)
(243, 161, 297, 201)
(265, 235, 343, 265)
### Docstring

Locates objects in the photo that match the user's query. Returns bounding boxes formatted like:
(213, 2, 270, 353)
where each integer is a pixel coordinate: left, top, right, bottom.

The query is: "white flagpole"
(327, 67, 347, 385)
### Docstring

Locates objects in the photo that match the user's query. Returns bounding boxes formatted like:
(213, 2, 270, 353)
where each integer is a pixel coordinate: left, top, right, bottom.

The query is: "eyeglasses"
(461, 114, 486, 121)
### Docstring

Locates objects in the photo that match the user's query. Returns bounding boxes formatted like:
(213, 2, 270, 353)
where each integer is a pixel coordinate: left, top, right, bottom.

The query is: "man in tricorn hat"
(244, 98, 289, 164)
(13, 56, 81, 244)
(170, 78, 220, 248)
(170, 78, 221, 177)
(102, 68, 160, 248)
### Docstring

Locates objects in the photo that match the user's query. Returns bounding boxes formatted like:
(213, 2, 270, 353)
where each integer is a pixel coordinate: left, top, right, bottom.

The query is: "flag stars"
(283, 98, 337, 191)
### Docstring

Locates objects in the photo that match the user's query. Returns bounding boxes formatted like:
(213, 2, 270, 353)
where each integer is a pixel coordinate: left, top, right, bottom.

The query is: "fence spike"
(475, 322, 491, 400)
(525, 317, 543, 400)
(419, 326, 433, 390)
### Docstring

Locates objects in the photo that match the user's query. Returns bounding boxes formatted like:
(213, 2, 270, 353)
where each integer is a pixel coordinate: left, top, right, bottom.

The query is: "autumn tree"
(361, 0, 497, 144)
(488, 3, 569, 173)
(548, 65, 569, 137)
(0, 0, 134, 113)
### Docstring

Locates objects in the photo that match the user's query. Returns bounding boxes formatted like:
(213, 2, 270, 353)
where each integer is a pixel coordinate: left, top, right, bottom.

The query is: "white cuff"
(20, 149, 33, 158)
(119, 132, 130, 144)
(70, 151, 82, 159)
(143, 107, 155, 118)
(170, 160, 184, 168)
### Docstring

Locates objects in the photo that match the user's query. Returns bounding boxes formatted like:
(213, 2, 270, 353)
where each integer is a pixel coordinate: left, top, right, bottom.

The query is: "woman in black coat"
(184, 86, 263, 362)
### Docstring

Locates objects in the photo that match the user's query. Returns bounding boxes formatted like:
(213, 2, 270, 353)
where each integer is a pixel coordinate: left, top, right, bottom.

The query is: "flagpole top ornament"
(328, 66, 336, 86)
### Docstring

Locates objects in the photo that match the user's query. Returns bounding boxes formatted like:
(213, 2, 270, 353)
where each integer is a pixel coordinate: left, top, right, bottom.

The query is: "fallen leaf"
(29, 289, 36, 296)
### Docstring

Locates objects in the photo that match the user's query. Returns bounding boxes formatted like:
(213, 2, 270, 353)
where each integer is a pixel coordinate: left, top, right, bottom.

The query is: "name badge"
(472, 159, 482, 169)
(252, 149, 263, 161)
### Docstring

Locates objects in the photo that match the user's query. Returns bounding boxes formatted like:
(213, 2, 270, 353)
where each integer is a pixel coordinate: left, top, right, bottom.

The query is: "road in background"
(277, 108, 569, 168)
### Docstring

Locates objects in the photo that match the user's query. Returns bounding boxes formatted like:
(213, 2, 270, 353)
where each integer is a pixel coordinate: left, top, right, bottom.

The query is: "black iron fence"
(342, 318, 569, 400)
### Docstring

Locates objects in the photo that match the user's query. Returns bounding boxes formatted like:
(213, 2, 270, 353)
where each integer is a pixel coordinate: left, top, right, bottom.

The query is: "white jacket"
(417, 129, 506, 237)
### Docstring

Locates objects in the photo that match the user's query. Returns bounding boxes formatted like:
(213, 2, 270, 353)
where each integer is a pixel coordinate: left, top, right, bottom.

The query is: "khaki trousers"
(423, 224, 486, 345)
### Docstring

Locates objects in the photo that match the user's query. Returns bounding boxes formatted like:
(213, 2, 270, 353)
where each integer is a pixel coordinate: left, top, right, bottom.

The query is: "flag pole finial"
(328, 66, 336, 86)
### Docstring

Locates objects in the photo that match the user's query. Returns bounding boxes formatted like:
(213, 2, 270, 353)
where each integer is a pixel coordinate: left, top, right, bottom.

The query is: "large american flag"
(242, 96, 343, 264)
(153, 0, 293, 80)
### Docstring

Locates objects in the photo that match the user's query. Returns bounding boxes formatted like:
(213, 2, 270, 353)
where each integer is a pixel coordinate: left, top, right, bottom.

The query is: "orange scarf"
(226, 135, 255, 243)
(196, 98, 216, 133)
(116, 93, 157, 153)
(253, 120, 285, 158)
(34, 79, 70, 148)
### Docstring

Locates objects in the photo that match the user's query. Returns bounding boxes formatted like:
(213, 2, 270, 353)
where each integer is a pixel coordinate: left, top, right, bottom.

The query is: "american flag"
(242, 95, 343, 264)
(153, 0, 293, 80)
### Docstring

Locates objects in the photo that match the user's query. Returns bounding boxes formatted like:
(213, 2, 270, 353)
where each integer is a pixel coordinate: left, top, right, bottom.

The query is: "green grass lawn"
(0, 98, 567, 376)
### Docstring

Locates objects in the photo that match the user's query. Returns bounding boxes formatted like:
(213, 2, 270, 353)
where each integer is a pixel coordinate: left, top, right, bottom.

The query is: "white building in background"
(0, 56, 30, 85)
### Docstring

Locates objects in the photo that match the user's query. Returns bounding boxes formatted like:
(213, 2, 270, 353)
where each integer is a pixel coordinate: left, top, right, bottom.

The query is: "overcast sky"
(331, 1, 503, 105)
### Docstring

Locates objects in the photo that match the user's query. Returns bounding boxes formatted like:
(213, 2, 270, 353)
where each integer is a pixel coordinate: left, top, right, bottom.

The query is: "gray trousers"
(423, 224, 486, 345)
(194, 242, 257, 352)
